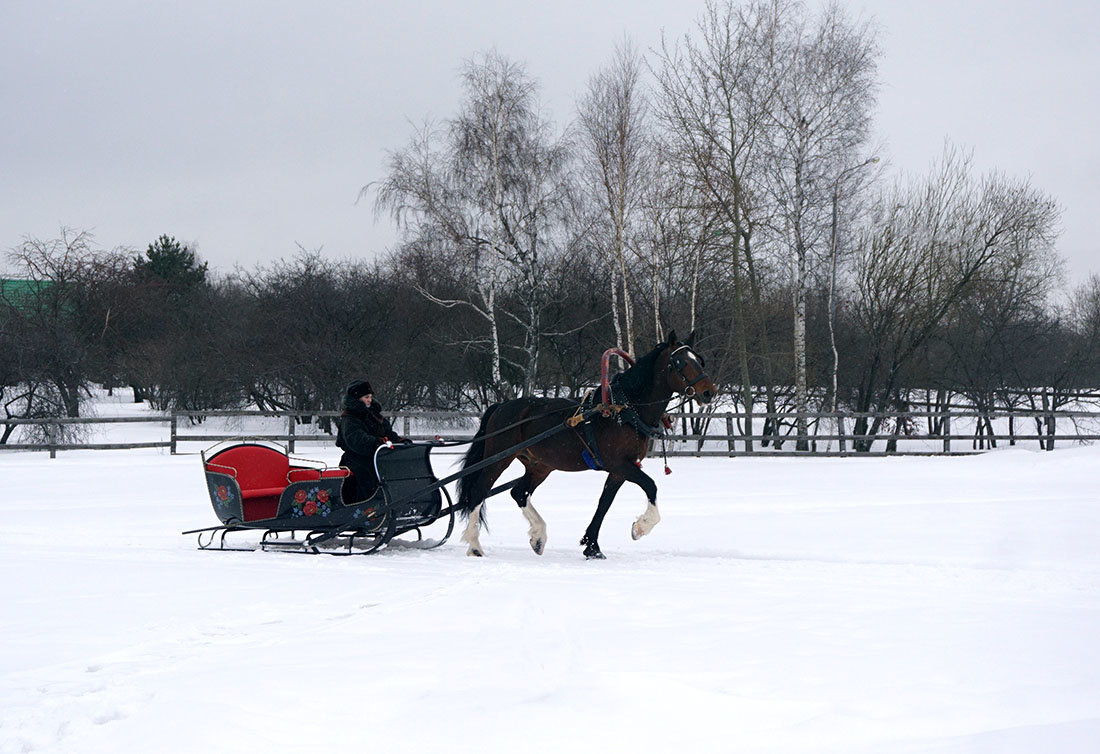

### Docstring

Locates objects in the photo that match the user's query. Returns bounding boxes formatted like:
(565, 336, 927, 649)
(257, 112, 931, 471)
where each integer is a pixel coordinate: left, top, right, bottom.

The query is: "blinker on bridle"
(667, 344, 709, 397)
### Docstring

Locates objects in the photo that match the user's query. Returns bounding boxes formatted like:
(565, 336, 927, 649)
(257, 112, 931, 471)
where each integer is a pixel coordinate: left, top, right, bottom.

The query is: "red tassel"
(664, 465, 672, 475)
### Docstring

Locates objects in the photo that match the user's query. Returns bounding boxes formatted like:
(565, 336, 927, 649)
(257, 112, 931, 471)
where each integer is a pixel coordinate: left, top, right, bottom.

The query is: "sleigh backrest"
(205, 444, 290, 492)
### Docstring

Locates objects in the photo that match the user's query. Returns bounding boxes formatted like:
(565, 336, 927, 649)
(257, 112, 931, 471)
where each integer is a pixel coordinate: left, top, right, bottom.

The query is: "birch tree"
(374, 52, 573, 398)
(374, 121, 509, 391)
(640, 139, 718, 340)
(578, 39, 651, 355)
(653, 0, 788, 449)
(766, 1, 879, 448)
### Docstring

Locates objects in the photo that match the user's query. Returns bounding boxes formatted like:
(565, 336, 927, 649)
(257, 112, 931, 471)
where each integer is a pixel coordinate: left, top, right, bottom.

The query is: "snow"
(2, 405, 1099, 752)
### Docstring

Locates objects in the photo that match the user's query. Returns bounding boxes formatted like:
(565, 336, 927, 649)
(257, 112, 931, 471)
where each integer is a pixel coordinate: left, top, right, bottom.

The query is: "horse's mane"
(614, 341, 670, 401)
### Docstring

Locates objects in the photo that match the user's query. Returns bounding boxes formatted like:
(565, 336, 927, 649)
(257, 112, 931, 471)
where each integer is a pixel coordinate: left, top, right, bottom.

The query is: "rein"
(428, 404, 581, 448)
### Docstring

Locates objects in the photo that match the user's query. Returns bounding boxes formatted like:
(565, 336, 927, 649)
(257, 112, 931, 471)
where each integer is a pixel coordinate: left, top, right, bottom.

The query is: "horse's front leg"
(579, 475, 624, 559)
(623, 463, 660, 540)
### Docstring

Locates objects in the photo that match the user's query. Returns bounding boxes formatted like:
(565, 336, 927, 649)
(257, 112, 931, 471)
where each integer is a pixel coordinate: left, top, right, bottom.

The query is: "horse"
(456, 330, 717, 559)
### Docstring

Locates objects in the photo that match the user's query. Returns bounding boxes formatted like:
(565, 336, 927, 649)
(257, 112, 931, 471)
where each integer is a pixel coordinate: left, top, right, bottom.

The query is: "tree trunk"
(611, 263, 624, 351)
(742, 231, 779, 445)
(731, 238, 754, 452)
(616, 226, 634, 356)
(793, 242, 808, 450)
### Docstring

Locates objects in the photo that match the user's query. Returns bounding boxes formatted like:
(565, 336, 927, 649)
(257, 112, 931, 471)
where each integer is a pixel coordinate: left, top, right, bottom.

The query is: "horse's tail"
(456, 403, 502, 520)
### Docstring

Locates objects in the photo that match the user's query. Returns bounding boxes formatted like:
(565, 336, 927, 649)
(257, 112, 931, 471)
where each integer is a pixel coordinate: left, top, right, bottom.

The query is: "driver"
(336, 379, 408, 502)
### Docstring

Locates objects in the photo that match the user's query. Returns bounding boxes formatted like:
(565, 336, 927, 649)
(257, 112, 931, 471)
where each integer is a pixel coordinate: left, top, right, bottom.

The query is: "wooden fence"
(0, 415, 174, 457)
(3, 408, 1099, 458)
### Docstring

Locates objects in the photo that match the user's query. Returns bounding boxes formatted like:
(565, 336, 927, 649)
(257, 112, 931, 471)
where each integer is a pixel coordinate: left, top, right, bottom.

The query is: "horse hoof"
(631, 523, 643, 540)
(583, 542, 606, 559)
(467, 548, 483, 557)
(531, 538, 544, 556)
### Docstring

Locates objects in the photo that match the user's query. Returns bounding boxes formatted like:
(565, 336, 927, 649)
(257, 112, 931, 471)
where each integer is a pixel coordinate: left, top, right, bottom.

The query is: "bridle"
(667, 344, 710, 398)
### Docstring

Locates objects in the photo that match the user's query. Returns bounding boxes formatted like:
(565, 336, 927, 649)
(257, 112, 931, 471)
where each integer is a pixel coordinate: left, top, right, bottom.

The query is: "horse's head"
(664, 330, 716, 404)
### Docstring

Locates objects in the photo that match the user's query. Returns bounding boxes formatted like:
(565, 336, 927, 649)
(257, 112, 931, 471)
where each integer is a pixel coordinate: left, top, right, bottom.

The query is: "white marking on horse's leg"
(521, 503, 547, 555)
(631, 501, 661, 540)
(461, 503, 485, 556)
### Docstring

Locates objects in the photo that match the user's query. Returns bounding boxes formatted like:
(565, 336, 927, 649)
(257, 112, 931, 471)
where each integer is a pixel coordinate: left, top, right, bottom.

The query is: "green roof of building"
(0, 278, 52, 309)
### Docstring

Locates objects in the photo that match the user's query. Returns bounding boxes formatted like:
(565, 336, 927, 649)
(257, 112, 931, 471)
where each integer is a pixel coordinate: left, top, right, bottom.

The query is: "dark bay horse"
(456, 330, 717, 559)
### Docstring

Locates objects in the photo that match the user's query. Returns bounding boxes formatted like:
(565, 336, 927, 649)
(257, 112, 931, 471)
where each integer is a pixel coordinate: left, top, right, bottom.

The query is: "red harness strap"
(600, 348, 635, 407)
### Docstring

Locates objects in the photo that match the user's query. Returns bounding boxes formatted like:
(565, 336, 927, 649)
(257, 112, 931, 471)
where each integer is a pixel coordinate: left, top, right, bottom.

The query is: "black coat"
(335, 395, 403, 502)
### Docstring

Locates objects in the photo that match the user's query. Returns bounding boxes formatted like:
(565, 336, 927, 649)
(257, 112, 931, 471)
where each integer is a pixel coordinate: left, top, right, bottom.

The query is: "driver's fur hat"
(346, 379, 373, 399)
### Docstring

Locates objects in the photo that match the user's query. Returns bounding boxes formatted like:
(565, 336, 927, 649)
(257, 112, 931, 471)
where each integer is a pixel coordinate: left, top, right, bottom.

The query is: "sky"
(1, 0, 1097, 282)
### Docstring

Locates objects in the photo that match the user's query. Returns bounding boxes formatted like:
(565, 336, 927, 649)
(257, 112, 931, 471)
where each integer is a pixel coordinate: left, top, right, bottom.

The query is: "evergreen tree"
(134, 235, 208, 290)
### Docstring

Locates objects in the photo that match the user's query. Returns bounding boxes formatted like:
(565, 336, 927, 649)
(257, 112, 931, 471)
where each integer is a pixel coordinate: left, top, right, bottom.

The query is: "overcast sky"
(2, 0, 1097, 282)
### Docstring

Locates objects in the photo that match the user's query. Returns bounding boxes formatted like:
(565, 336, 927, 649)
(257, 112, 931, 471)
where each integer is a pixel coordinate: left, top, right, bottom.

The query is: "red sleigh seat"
(204, 445, 349, 522)
(204, 444, 288, 521)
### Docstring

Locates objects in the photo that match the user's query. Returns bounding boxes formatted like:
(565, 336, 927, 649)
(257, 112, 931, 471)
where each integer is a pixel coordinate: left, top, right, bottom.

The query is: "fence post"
(1046, 413, 1055, 451)
(47, 421, 58, 459)
(288, 415, 296, 453)
(726, 414, 735, 457)
(942, 413, 951, 454)
(403, 415, 410, 441)
(837, 413, 847, 454)
(170, 412, 177, 455)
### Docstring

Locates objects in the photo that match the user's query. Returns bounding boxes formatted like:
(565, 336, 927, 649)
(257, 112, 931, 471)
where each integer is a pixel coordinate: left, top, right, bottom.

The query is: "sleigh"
(184, 440, 455, 555)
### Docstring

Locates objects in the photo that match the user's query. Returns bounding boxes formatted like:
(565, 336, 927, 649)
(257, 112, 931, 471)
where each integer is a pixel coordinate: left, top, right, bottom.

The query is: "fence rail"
(3, 407, 1099, 458)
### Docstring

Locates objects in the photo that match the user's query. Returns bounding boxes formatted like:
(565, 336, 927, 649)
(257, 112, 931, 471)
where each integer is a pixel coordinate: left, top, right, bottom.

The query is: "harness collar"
(608, 376, 666, 439)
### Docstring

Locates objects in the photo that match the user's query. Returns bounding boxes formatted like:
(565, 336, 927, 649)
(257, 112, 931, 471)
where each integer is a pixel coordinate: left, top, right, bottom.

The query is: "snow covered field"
(2, 435, 1099, 752)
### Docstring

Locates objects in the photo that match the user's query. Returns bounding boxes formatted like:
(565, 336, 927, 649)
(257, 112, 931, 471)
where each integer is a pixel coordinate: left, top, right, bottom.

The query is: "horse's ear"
(685, 329, 696, 347)
(666, 329, 678, 345)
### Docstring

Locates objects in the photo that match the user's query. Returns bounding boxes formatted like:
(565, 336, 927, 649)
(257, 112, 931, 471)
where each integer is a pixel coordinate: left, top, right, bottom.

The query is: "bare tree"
(374, 52, 574, 398)
(577, 38, 651, 356)
(4, 229, 131, 417)
(639, 138, 719, 339)
(373, 121, 509, 392)
(765, 1, 879, 448)
(653, 0, 790, 449)
(826, 154, 880, 445)
(933, 216, 1063, 446)
(1069, 274, 1100, 373)
(1017, 274, 1100, 447)
(849, 145, 1061, 450)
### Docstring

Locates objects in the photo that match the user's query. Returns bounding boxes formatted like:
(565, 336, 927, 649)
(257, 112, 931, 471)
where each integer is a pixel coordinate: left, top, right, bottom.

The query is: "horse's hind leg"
(460, 457, 513, 557)
(512, 460, 552, 555)
(461, 503, 486, 557)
